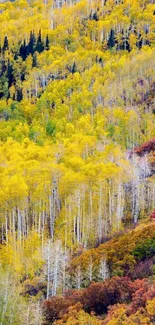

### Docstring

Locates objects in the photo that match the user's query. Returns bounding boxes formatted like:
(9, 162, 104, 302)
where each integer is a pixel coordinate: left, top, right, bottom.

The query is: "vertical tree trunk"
(76, 190, 81, 243)
(46, 240, 51, 299)
(98, 183, 102, 243)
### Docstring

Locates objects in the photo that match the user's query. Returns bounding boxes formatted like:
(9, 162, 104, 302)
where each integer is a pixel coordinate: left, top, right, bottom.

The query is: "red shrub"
(42, 277, 155, 323)
(128, 279, 155, 315)
(82, 277, 132, 314)
(134, 139, 155, 157)
(42, 296, 72, 324)
(150, 211, 155, 220)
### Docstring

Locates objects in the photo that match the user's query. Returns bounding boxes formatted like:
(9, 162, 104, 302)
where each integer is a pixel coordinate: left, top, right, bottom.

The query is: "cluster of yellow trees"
(0, 0, 154, 257)
(0, 122, 154, 251)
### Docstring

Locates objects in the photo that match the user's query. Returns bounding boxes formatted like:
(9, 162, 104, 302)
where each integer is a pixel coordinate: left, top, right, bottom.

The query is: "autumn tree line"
(1, 0, 155, 101)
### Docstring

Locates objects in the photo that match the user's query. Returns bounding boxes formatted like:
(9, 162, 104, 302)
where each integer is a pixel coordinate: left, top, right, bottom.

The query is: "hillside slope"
(0, 0, 155, 324)
(43, 221, 155, 324)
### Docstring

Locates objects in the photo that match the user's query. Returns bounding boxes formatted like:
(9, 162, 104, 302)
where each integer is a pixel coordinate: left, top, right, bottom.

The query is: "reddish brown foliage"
(42, 296, 73, 324)
(134, 139, 155, 157)
(43, 277, 155, 324)
(128, 279, 155, 315)
(150, 211, 155, 220)
(82, 276, 132, 314)
(128, 279, 149, 314)
(64, 288, 85, 305)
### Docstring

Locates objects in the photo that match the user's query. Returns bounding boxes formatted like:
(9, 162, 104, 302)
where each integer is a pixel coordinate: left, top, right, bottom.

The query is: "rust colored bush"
(42, 277, 155, 324)
(150, 211, 155, 220)
(134, 139, 155, 157)
(42, 296, 73, 324)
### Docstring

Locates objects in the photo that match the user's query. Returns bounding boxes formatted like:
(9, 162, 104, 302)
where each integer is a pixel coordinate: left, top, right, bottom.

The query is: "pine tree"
(28, 31, 36, 55)
(7, 60, 13, 87)
(45, 34, 50, 50)
(92, 11, 99, 21)
(107, 29, 116, 48)
(16, 89, 23, 102)
(2, 36, 9, 52)
(35, 30, 44, 53)
(71, 62, 77, 74)
(19, 40, 27, 60)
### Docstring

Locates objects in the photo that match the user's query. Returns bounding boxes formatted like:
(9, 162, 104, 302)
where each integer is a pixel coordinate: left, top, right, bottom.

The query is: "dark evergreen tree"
(45, 34, 50, 50)
(71, 62, 77, 74)
(145, 39, 150, 46)
(28, 31, 36, 55)
(2, 36, 9, 52)
(35, 30, 44, 53)
(16, 88, 23, 101)
(28, 32, 36, 54)
(7, 60, 14, 87)
(14, 52, 18, 60)
(99, 57, 103, 66)
(107, 29, 116, 48)
(0, 75, 9, 99)
(118, 30, 130, 52)
(19, 39, 27, 60)
(0, 58, 6, 75)
(136, 34, 143, 49)
(92, 11, 99, 21)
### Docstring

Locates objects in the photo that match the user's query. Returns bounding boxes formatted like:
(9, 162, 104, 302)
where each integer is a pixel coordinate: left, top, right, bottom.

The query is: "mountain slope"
(0, 0, 155, 324)
(43, 221, 155, 324)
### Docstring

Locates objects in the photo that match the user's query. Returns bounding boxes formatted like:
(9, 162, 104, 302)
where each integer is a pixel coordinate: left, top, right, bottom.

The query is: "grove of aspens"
(0, 0, 155, 324)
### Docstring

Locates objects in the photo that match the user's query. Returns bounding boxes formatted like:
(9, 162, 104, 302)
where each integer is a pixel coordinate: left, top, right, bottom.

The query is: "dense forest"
(0, 0, 155, 324)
